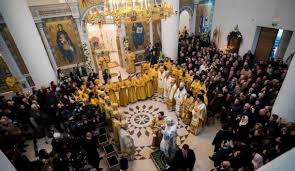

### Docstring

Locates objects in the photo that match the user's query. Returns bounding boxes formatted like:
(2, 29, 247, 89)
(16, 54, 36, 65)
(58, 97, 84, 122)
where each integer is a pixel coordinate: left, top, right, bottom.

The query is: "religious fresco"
(44, 17, 83, 67)
(0, 56, 12, 93)
(79, 0, 103, 15)
(153, 20, 161, 44)
(195, 0, 215, 34)
(126, 22, 150, 52)
(0, 24, 29, 75)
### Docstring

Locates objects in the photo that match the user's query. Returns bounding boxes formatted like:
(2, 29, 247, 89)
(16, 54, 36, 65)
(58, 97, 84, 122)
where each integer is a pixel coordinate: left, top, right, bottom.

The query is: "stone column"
(272, 57, 295, 123)
(161, 0, 180, 61)
(191, 0, 198, 35)
(36, 22, 58, 74)
(149, 21, 154, 45)
(0, 34, 30, 89)
(74, 17, 97, 72)
(0, 0, 56, 87)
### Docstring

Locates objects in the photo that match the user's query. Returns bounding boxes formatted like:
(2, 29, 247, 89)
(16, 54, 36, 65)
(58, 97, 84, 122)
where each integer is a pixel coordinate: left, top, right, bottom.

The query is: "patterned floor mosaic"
(120, 94, 190, 160)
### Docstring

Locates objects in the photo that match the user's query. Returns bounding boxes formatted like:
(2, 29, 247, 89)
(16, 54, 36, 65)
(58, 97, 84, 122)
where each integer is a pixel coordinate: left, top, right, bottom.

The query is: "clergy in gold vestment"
(190, 78, 201, 96)
(104, 96, 113, 127)
(104, 82, 119, 104)
(190, 95, 207, 135)
(150, 66, 158, 93)
(151, 111, 166, 147)
(180, 91, 194, 125)
(126, 51, 136, 74)
(126, 76, 137, 103)
(118, 77, 129, 106)
(112, 111, 122, 149)
(98, 56, 110, 71)
(135, 74, 147, 100)
(97, 91, 106, 114)
(143, 71, 153, 98)
(157, 66, 166, 97)
(166, 78, 178, 111)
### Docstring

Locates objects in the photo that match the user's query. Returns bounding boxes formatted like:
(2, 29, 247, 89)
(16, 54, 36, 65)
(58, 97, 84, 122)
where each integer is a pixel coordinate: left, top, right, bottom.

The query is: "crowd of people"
(0, 32, 294, 171)
(177, 33, 295, 170)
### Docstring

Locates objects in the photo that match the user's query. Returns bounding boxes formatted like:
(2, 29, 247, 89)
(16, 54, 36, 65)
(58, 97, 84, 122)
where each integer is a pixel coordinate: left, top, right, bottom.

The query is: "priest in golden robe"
(104, 81, 119, 104)
(151, 111, 166, 147)
(112, 111, 122, 149)
(190, 78, 201, 96)
(104, 96, 113, 127)
(126, 50, 136, 74)
(135, 73, 146, 100)
(157, 66, 166, 97)
(149, 65, 158, 93)
(165, 78, 178, 111)
(143, 71, 153, 98)
(118, 76, 129, 106)
(126, 76, 137, 103)
(98, 56, 110, 71)
(180, 91, 194, 125)
(190, 95, 207, 135)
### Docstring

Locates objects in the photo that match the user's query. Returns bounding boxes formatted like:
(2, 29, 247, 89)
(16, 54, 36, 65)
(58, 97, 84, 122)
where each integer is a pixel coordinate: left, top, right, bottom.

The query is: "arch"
(179, 10, 191, 33)
(179, 6, 193, 16)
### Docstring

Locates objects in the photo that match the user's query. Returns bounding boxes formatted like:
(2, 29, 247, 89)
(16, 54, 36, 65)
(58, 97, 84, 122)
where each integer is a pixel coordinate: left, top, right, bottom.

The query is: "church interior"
(0, 0, 295, 171)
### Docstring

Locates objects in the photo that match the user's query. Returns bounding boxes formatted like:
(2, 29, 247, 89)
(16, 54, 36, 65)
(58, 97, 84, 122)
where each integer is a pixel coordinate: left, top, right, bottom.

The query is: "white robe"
(119, 128, 135, 157)
(167, 83, 177, 101)
(174, 88, 187, 115)
(160, 124, 177, 159)
(158, 71, 166, 90)
(163, 76, 171, 99)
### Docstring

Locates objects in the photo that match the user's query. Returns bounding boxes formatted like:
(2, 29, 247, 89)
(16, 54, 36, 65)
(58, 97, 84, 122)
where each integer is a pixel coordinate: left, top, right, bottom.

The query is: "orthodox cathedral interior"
(0, 0, 295, 171)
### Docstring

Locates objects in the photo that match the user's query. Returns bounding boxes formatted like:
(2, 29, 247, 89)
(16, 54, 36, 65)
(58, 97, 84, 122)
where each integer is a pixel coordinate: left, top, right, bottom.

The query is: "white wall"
(212, 0, 295, 60)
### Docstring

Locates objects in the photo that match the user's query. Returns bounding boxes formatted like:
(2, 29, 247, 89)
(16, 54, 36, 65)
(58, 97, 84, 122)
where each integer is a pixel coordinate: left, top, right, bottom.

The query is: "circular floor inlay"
(130, 113, 153, 128)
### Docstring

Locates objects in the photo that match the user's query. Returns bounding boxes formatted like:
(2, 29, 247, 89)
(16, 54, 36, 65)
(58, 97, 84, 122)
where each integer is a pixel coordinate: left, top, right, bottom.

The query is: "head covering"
(121, 120, 128, 129)
(239, 115, 249, 126)
(53, 132, 61, 139)
(252, 153, 264, 170)
(165, 116, 174, 126)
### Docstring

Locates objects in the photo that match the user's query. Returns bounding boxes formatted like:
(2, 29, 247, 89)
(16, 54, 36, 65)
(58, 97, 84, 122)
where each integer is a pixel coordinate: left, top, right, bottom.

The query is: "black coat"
(174, 149, 196, 171)
(212, 130, 232, 152)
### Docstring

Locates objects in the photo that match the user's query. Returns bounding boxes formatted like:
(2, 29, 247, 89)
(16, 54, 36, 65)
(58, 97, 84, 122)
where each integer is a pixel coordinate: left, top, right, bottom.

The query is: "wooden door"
(255, 27, 278, 61)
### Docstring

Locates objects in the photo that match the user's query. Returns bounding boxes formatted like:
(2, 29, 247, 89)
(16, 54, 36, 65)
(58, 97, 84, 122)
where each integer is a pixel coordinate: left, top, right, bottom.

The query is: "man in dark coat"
(174, 144, 196, 171)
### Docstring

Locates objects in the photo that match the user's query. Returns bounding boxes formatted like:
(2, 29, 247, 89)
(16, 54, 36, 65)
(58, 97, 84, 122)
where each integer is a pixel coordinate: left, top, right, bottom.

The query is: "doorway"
(253, 26, 293, 61)
(86, 23, 120, 69)
(179, 10, 191, 34)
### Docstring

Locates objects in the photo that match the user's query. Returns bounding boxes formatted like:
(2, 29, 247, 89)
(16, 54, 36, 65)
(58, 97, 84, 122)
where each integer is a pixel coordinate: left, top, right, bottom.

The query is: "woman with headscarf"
(252, 153, 264, 170)
(236, 115, 250, 143)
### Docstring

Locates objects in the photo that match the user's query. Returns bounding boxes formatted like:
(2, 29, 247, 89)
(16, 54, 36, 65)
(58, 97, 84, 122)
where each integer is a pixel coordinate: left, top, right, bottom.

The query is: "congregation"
(0, 33, 294, 171)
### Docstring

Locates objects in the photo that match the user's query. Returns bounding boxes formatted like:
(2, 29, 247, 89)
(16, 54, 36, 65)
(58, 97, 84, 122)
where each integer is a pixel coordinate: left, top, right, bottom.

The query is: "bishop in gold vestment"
(126, 52, 136, 74)
(151, 112, 166, 147)
(118, 77, 129, 106)
(190, 95, 207, 135)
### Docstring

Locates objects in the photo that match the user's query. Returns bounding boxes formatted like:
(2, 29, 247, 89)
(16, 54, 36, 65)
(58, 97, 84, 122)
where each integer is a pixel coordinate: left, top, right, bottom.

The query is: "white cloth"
(119, 128, 135, 154)
(160, 124, 177, 159)
(158, 71, 166, 89)
(163, 76, 171, 99)
(174, 88, 187, 114)
(168, 83, 177, 101)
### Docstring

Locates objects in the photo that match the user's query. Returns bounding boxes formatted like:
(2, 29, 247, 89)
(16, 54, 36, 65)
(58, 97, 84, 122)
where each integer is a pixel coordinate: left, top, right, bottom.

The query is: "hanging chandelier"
(85, 0, 174, 24)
